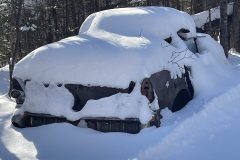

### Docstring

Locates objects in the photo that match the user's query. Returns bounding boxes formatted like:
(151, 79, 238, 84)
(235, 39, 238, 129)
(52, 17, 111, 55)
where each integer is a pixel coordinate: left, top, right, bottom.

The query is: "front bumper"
(12, 112, 142, 134)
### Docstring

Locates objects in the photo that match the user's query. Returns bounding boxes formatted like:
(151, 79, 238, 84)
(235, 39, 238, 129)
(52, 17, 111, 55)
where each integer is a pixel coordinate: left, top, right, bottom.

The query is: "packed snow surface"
(13, 7, 196, 89)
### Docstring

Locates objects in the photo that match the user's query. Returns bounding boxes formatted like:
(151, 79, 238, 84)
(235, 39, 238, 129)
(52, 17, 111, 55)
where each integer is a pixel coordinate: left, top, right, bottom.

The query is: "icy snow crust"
(14, 7, 196, 88)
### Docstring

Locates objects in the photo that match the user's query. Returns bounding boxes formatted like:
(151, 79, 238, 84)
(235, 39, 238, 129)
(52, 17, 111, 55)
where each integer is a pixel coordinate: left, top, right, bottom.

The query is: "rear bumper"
(12, 112, 142, 134)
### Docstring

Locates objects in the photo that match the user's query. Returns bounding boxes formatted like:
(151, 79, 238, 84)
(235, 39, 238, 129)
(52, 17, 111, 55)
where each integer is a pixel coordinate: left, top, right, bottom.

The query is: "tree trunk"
(190, 0, 193, 14)
(162, 0, 170, 6)
(51, 7, 59, 41)
(9, 0, 23, 95)
(193, 0, 203, 13)
(232, 0, 240, 52)
(220, 0, 229, 57)
(82, 0, 94, 18)
(207, 0, 212, 36)
(71, 0, 77, 29)
(147, 0, 161, 6)
(176, 0, 180, 10)
(64, 1, 70, 37)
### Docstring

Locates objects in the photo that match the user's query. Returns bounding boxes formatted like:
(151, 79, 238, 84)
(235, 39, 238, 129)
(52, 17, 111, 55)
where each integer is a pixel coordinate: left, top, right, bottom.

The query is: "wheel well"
(171, 89, 192, 112)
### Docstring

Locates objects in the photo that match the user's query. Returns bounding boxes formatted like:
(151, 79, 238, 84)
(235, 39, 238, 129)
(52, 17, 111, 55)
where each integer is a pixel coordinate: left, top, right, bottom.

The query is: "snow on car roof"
(13, 7, 196, 88)
(79, 7, 196, 39)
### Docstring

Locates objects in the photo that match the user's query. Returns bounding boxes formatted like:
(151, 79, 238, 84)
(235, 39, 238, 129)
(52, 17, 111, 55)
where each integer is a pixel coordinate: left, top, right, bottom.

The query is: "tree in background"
(220, 0, 229, 57)
(232, 0, 240, 52)
(8, 0, 24, 94)
(0, 0, 11, 66)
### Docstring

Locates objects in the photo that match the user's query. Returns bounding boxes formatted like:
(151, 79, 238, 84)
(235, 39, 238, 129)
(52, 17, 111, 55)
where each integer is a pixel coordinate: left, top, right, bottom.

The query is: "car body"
(11, 7, 200, 133)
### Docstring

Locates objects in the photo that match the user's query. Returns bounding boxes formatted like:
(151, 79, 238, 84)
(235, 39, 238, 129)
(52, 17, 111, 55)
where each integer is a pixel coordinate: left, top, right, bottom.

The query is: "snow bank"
(192, 2, 233, 28)
(135, 34, 240, 160)
(138, 83, 240, 160)
(228, 51, 240, 66)
(0, 65, 9, 95)
(13, 7, 196, 89)
(191, 34, 230, 96)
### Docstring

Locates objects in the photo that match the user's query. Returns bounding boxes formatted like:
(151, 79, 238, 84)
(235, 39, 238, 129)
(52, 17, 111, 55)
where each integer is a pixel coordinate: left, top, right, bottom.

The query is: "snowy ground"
(1, 53, 240, 160)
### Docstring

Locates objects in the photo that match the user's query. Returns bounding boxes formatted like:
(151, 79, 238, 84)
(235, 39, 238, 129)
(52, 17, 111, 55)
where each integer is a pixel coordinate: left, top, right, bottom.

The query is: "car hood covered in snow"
(13, 7, 196, 89)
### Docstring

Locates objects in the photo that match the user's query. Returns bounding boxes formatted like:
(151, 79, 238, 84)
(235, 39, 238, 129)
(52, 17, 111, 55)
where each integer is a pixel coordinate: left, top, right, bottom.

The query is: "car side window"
(177, 28, 197, 54)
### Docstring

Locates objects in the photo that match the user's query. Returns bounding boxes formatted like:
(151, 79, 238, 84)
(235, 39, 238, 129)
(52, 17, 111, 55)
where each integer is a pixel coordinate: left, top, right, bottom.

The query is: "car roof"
(79, 6, 196, 39)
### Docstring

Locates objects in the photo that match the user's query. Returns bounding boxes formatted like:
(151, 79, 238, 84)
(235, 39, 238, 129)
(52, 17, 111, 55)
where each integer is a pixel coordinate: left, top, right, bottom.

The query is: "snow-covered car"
(10, 7, 199, 133)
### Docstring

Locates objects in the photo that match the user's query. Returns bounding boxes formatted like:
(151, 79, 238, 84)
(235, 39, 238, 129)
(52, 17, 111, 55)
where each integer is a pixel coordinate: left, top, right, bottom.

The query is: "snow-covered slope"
(138, 83, 240, 160)
(138, 52, 240, 160)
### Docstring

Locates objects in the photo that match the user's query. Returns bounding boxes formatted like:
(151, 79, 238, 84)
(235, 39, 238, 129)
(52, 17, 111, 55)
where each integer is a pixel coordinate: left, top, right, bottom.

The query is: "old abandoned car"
(11, 6, 207, 134)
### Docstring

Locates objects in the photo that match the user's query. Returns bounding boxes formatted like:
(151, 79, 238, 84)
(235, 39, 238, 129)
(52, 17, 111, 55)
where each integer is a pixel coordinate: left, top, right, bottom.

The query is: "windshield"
(65, 82, 135, 111)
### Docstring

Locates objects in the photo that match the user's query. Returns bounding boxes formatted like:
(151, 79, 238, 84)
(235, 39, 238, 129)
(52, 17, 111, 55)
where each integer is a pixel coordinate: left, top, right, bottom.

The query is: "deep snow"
(1, 52, 240, 160)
